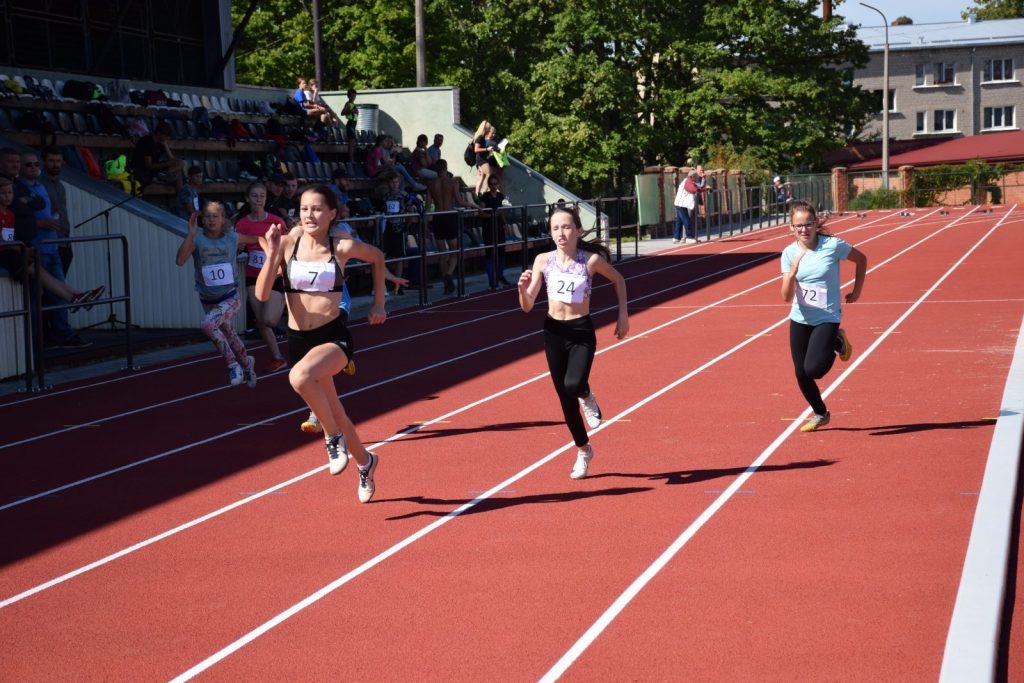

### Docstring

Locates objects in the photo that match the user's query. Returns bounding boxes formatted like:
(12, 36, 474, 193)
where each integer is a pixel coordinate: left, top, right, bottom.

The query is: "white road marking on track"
(169, 209, 1007, 681)
(0, 208, 980, 616)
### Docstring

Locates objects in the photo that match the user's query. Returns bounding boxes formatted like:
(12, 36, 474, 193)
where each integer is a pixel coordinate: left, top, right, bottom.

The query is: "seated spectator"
(13, 152, 92, 347)
(269, 172, 300, 223)
(409, 134, 438, 183)
(293, 77, 331, 125)
(176, 165, 204, 219)
(130, 121, 184, 193)
(365, 134, 426, 192)
(1, 175, 105, 311)
(329, 167, 352, 207)
(427, 134, 444, 164)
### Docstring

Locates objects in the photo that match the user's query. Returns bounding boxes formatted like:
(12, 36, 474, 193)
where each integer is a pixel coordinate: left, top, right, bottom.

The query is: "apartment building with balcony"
(854, 16, 1024, 141)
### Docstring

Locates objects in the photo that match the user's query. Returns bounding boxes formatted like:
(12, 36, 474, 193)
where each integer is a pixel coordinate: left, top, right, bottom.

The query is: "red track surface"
(2, 207, 1022, 681)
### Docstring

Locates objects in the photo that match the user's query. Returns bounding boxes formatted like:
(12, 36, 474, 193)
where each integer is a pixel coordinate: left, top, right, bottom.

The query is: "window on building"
(933, 110, 956, 132)
(870, 89, 896, 113)
(983, 58, 1014, 82)
(934, 63, 956, 85)
(916, 111, 927, 133)
(915, 63, 927, 86)
(983, 105, 1015, 129)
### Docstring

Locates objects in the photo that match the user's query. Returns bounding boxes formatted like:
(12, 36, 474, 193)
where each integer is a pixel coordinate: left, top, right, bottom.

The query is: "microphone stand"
(76, 193, 139, 330)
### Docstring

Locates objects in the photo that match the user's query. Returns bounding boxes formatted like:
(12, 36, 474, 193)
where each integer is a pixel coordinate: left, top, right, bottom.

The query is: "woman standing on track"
(781, 200, 866, 432)
(175, 202, 257, 388)
(255, 185, 389, 503)
(518, 205, 629, 479)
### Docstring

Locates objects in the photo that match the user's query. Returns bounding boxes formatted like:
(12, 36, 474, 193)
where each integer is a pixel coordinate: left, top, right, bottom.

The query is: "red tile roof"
(847, 130, 1024, 170)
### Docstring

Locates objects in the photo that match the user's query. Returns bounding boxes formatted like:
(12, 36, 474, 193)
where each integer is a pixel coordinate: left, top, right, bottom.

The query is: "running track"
(1, 207, 1022, 681)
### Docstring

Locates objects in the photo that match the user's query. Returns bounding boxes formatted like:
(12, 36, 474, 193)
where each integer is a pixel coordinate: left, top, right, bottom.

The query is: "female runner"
(781, 200, 866, 432)
(256, 185, 389, 503)
(518, 206, 629, 479)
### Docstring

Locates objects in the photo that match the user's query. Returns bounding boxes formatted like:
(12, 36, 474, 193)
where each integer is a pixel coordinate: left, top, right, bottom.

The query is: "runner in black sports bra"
(281, 232, 347, 293)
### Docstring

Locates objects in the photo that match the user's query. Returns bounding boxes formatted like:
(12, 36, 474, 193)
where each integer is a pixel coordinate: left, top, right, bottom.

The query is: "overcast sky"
(835, 0, 971, 27)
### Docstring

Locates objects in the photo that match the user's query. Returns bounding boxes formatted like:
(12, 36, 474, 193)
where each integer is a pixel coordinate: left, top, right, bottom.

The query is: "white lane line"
(170, 211, 990, 681)
(540, 207, 1015, 682)
(0, 211, 972, 611)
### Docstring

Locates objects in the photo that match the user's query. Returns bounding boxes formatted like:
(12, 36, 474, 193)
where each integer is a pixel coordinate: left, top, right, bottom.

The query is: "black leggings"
(544, 315, 597, 447)
(789, 320, 839, 416)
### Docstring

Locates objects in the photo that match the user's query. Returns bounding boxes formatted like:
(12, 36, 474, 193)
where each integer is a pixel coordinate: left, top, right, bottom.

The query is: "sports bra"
(544, 249, 592, 305)
(282, 233, 346, 293)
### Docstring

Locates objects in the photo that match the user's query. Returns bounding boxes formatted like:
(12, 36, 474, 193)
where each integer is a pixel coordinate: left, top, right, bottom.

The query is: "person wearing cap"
(773, 175, 791, 214)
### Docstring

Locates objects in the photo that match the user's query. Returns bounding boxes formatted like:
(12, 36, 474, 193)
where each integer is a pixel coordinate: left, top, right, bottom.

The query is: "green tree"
(962, 0, 1024, 19)
(232, 0, 876, 197)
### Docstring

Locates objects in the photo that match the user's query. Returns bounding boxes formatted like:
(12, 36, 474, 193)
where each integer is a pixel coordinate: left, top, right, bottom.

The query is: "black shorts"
(432, 213, 459, 241)
(287, 315, 354, 366)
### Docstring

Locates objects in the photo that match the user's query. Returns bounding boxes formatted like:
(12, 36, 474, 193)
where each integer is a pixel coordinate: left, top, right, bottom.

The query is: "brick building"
(854, 16, 1024, 141)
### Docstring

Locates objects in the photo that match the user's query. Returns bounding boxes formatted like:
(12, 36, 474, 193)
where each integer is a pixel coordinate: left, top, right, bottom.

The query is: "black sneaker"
(56, 336, 92, 349)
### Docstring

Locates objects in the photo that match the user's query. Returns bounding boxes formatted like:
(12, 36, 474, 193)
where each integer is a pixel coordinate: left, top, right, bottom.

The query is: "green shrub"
(848, 188, 901, 210)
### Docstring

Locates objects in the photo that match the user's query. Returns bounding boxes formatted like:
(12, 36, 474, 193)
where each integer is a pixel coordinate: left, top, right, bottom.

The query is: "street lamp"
(861, 2, 890, 190)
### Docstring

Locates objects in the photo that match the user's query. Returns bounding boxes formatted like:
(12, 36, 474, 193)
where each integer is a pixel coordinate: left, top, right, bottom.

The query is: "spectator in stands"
(409, 134, 438, 184)
(269, 172, 300, 223)
(265, 172, 287, 218)
(427, 134, 444, 164)
(16, 150, 89, 348)
(472, 121, 504, 196)
(1, 176, 103, 312)
(329, 167, 351, 207)
(0, 147, 19, 182)
(293, 77, 330, 126)
(176, 165, 204, 219)
(426, 158, 474, 295)
(377, 173, 413, 294)
(340, 89, 359, 162)
(175, 202, 258, 389)
(130, 121, 183, 193)
(235, 181, 288, 371)
(38, 146, 73, 276)
(478, 175, 513, 289)
(365, 134, 426, 193)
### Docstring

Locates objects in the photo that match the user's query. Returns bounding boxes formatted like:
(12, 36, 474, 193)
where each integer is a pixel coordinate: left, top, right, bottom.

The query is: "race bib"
(247, 249, 266, 269)
(797, 282, 828, 310)
(1, 226, 13, 242)
(288, 260, 337, 292)
(201, 262, 233, 287)
(385, 200, 401, 214)
(549, 271, 587, 304)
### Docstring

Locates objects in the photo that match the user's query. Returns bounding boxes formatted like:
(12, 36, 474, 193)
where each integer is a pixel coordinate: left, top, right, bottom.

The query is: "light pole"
(861, 2, 889, 190)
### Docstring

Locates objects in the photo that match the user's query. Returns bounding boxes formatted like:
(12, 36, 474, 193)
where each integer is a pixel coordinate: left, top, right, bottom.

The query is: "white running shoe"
(326, 434, 349, 475)
(357, 452, 378, 503)
(579, 392, 602, 429)
(227, 362, 244, 386)
(242, 355, 258, 388)
(570, 444, 594, 480)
